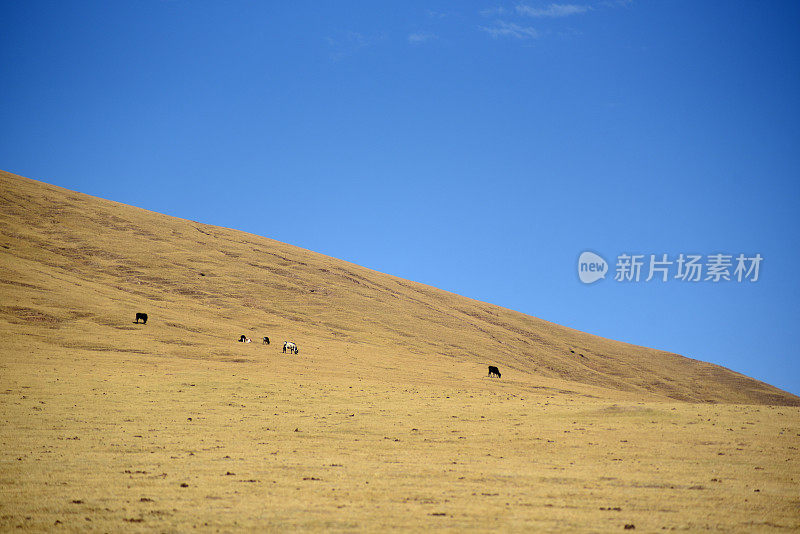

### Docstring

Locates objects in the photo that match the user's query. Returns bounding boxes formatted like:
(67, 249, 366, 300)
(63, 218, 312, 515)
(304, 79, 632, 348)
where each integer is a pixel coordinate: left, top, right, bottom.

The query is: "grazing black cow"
(263, 336, 270, 345)
(135, 312, 148, 324)
(488, 365, 501, 378)
(239, 334, 251, 343)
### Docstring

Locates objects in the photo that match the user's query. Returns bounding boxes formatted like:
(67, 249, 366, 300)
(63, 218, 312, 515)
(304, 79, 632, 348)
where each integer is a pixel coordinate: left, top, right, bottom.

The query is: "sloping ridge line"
(1, 169, 796, 406)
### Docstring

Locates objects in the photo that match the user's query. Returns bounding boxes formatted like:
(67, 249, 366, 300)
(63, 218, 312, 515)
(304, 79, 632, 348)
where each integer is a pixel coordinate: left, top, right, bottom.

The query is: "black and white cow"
(283, 341, 298, 354)
(263, 336, 270, 345)
(239, 334, 251, 343)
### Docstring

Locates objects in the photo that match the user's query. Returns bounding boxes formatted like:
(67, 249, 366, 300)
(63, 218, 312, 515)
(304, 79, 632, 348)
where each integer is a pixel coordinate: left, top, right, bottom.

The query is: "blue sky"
(2, 1, 799, 395)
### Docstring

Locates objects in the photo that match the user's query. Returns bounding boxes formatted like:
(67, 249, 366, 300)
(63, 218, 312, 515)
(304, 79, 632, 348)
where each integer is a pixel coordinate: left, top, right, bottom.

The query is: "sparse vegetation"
(1, 170, 798, 531)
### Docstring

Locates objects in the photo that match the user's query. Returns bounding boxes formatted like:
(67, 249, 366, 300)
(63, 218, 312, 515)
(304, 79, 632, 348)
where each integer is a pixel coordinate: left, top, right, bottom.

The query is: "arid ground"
(1, 170, 798, 531)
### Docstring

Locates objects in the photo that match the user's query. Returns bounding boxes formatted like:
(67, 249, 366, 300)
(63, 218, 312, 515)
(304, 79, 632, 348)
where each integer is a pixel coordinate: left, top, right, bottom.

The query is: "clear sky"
(2, 1, 799, 395)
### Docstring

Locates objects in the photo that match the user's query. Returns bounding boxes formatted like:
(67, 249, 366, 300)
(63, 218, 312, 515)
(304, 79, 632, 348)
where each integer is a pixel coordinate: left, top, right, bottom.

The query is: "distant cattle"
(283, 341, 298, 354)
(488, 365, 501, 378)
(263, 336, 270, 345)
(239, 334, 251, 343)
(135, 312, 148, 324)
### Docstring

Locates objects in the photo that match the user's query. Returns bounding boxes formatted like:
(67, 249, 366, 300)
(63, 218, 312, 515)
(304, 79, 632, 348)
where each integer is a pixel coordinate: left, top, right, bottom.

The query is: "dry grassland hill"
(0, 169, 797, 406)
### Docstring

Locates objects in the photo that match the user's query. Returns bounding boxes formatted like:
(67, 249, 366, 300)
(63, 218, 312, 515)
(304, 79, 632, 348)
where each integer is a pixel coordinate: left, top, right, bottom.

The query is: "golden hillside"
(0, 169, 795, 405)
(2, 169, 799, 532)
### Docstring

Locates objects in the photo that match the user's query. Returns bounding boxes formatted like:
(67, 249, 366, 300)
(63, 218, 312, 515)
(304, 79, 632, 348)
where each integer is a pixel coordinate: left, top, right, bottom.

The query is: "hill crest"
(1, 169, 797, 405)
